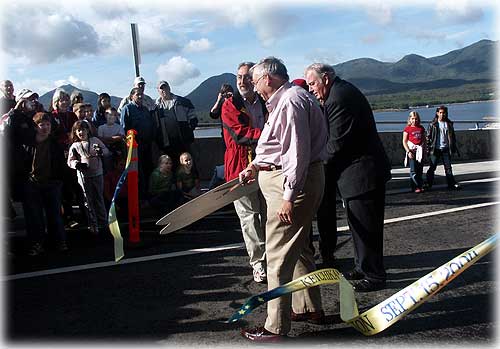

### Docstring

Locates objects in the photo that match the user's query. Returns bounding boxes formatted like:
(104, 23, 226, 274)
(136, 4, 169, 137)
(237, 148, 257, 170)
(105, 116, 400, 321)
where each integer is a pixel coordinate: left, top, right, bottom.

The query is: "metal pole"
(131, 23, 141, 77)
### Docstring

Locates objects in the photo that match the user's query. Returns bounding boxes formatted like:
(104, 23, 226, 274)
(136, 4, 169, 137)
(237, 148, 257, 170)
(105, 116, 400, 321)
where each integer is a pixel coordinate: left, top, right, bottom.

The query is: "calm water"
(194, 100, 498, 138)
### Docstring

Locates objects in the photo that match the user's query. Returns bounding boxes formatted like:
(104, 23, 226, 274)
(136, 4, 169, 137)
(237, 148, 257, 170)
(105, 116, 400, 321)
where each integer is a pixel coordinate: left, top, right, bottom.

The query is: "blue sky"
(1, 0, 498, 99)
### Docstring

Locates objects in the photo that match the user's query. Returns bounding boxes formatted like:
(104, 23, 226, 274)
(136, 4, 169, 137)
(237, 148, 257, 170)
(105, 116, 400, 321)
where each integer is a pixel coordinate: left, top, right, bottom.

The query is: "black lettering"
(459, 255, 471, 265)
(426, 276, 440, 293)
(380, 305, 395, 322)
(403, 290, 418, 305)
(443, 266, 452, 281)
(395, 296, 408, 313)
(388, 300, 404, 317)
(449, 262, 462, 273)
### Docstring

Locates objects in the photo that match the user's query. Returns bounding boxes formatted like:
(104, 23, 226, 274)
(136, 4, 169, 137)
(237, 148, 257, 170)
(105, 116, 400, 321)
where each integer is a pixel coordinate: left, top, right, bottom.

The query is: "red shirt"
(404, 125, 425, 145)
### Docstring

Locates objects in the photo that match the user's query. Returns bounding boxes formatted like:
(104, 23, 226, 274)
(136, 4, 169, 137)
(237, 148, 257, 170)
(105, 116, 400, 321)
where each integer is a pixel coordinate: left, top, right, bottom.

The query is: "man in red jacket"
(221, 62, 268, 283)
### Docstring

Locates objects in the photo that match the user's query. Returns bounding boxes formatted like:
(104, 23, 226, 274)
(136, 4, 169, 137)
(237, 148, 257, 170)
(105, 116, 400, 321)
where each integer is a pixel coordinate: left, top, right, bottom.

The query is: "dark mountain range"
(334, 39, 496, 83)
(39, 85, 122, 111)
(187, 39, 496, 119)
(38, 39, 496, 117)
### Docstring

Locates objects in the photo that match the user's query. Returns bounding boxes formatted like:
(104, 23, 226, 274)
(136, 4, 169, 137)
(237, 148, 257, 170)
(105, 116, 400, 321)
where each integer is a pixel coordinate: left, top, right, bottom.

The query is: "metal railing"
(198, 119, 499, 130)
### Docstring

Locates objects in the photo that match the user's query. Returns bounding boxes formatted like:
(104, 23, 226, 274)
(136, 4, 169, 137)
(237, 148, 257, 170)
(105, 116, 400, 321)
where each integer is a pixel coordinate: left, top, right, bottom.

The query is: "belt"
(259, 164, 282, 171)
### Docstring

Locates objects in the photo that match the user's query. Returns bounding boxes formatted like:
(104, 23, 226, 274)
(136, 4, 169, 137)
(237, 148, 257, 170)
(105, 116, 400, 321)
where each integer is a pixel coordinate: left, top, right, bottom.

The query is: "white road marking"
(4, 201, 499, 281)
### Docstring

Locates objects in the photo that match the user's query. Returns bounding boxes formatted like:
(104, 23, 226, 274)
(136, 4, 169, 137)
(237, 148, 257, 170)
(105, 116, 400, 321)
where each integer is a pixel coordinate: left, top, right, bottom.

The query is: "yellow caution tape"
(228, 233, 497, 335)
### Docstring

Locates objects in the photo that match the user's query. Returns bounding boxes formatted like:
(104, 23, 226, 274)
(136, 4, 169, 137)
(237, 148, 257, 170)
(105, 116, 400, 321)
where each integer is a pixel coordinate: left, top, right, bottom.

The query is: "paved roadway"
(3, 169, 499, 347)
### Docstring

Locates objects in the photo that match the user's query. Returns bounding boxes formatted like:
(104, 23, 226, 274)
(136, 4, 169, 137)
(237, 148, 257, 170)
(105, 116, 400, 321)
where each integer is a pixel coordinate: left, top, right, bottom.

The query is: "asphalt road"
(3, 178, 498, 347)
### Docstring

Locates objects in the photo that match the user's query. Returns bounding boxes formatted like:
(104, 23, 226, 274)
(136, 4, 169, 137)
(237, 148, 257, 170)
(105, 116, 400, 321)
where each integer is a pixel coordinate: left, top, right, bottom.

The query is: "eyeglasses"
(237, 74, 252, 81)
(252, 74, 266, 86)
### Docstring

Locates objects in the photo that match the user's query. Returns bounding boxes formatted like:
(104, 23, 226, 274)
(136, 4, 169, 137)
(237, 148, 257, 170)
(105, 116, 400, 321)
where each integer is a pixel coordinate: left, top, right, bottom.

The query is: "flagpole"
(131, 23, 141, 77)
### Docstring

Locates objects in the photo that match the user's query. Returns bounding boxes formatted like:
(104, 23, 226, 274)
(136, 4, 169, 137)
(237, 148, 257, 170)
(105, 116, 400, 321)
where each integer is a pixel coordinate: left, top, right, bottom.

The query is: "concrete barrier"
(192, 129, 499, 180)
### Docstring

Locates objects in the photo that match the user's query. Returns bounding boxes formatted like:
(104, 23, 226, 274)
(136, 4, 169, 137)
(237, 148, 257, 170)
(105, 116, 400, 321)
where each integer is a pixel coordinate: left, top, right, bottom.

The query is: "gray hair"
(237, 61, 255, 70)
(250, 56, 289, 81)
(305, 63, 336, 79)
(52, 88, 69, 105)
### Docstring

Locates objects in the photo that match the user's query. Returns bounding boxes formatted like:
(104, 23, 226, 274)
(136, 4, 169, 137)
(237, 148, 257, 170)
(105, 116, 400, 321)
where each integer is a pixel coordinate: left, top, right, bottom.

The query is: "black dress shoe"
(343, 269, 365, 280)
(291, 310, 325, 324)
(241, 326, 285, 342)
(353, 278, 386, 292)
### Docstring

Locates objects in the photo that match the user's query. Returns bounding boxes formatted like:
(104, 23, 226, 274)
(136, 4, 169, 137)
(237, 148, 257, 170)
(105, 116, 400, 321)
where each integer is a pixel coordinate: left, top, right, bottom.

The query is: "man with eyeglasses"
(219, 62, 268, 283)
(239, 57, 327, 342)
(118, 76, 155, 113)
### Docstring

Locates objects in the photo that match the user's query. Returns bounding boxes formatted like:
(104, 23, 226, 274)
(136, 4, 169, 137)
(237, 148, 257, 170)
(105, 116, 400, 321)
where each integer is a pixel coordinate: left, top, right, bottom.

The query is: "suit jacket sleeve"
(324, 99, 356, 163)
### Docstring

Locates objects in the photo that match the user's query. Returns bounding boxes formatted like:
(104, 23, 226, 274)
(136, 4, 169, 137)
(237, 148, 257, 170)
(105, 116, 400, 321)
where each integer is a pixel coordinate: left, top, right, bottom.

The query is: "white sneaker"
(253, 265, 267, 283)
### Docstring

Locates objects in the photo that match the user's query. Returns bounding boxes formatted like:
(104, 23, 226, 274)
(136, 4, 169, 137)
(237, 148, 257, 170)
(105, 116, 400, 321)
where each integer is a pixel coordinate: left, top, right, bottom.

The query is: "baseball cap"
(292, 79, 308, 91)
(157, 80, 169, 89)
(16, 88, 38, 102)
(134, 76, 146, 85)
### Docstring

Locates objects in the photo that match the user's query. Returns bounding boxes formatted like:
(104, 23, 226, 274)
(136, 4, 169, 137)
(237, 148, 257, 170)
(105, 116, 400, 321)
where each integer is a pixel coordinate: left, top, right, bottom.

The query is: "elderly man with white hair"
(0, 80, 16, 115)
(239, 57, 328, 342)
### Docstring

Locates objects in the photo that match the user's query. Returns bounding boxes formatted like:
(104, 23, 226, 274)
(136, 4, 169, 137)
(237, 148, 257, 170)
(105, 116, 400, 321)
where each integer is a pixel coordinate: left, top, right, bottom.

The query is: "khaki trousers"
(233, 190, 267, 268)
(259, 162, 324, 335)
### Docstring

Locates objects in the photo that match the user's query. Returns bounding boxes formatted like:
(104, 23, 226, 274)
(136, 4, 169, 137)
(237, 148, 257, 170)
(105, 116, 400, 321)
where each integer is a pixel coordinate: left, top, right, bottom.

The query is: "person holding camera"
(67, 120, 110, 236)
(209, 83, 234, 142)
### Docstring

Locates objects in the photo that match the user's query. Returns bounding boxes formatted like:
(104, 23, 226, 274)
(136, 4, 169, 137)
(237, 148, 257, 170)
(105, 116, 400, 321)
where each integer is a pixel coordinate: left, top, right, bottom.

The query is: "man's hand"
(239, 164, 257, 184)
(278, 200, 294, 225)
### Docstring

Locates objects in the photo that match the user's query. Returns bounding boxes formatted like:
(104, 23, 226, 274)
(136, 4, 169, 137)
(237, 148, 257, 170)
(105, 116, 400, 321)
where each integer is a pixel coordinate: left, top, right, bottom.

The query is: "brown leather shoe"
(291, 310, 325, 324)
(241, 326, 285, 342)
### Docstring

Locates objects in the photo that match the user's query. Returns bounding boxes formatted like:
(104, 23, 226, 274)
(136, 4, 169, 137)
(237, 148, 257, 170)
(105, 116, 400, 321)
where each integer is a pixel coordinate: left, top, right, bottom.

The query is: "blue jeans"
(22, 180, 66, 244)
(409, 158, 424, 190)
(426, 148, 456, 187)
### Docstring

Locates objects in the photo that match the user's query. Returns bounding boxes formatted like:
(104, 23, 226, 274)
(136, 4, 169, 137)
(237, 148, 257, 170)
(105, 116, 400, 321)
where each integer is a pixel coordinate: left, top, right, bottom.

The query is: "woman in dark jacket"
(425, 105, 460, 190)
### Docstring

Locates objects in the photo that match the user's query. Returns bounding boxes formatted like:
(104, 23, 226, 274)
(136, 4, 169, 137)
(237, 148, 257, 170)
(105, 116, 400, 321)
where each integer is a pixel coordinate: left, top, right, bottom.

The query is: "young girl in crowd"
(425, 105, 461, 190)
(93, 93, 112, 127)
(67, 121, 110, 235)
(403, 111, 426, 193)
(149, 155, 183, 213)
(98, 107, 125, 173)
(176, 152, 201, 199)
(98, 107, 125, 151)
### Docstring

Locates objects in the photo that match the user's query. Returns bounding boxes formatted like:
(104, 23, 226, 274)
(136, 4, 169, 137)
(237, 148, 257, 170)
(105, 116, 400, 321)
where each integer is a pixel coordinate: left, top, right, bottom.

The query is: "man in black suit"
(305, 63, 392, 292)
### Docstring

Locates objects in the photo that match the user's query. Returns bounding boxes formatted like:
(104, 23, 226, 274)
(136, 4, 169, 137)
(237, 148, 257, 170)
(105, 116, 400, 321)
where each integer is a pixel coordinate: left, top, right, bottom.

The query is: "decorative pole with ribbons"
(108, 130, 138, 262)
(126, 129, 140, 244)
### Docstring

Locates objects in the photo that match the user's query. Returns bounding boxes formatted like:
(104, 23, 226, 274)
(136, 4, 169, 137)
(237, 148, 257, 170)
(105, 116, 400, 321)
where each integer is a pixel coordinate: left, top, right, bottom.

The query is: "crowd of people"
(2, 56, 463, 342)
(1, 77, 199, 256)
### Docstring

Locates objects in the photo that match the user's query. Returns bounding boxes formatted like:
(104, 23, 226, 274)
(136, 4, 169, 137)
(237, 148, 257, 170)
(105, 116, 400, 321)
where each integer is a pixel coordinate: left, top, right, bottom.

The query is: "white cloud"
(156, 56, 200, 86)
(184, 38, 213, 52)
(54, 75, 88, 89)
(13, 78, 55, 96)
(435, 0, 484, 24)
(1, 9, 100, 64)
(365, 2, 393, 26)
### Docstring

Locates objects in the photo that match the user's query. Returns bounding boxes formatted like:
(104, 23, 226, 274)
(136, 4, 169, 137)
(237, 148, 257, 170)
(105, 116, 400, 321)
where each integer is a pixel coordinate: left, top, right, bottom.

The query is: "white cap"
(134, 76, 146, 85)
(16, 88, 38, 102)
